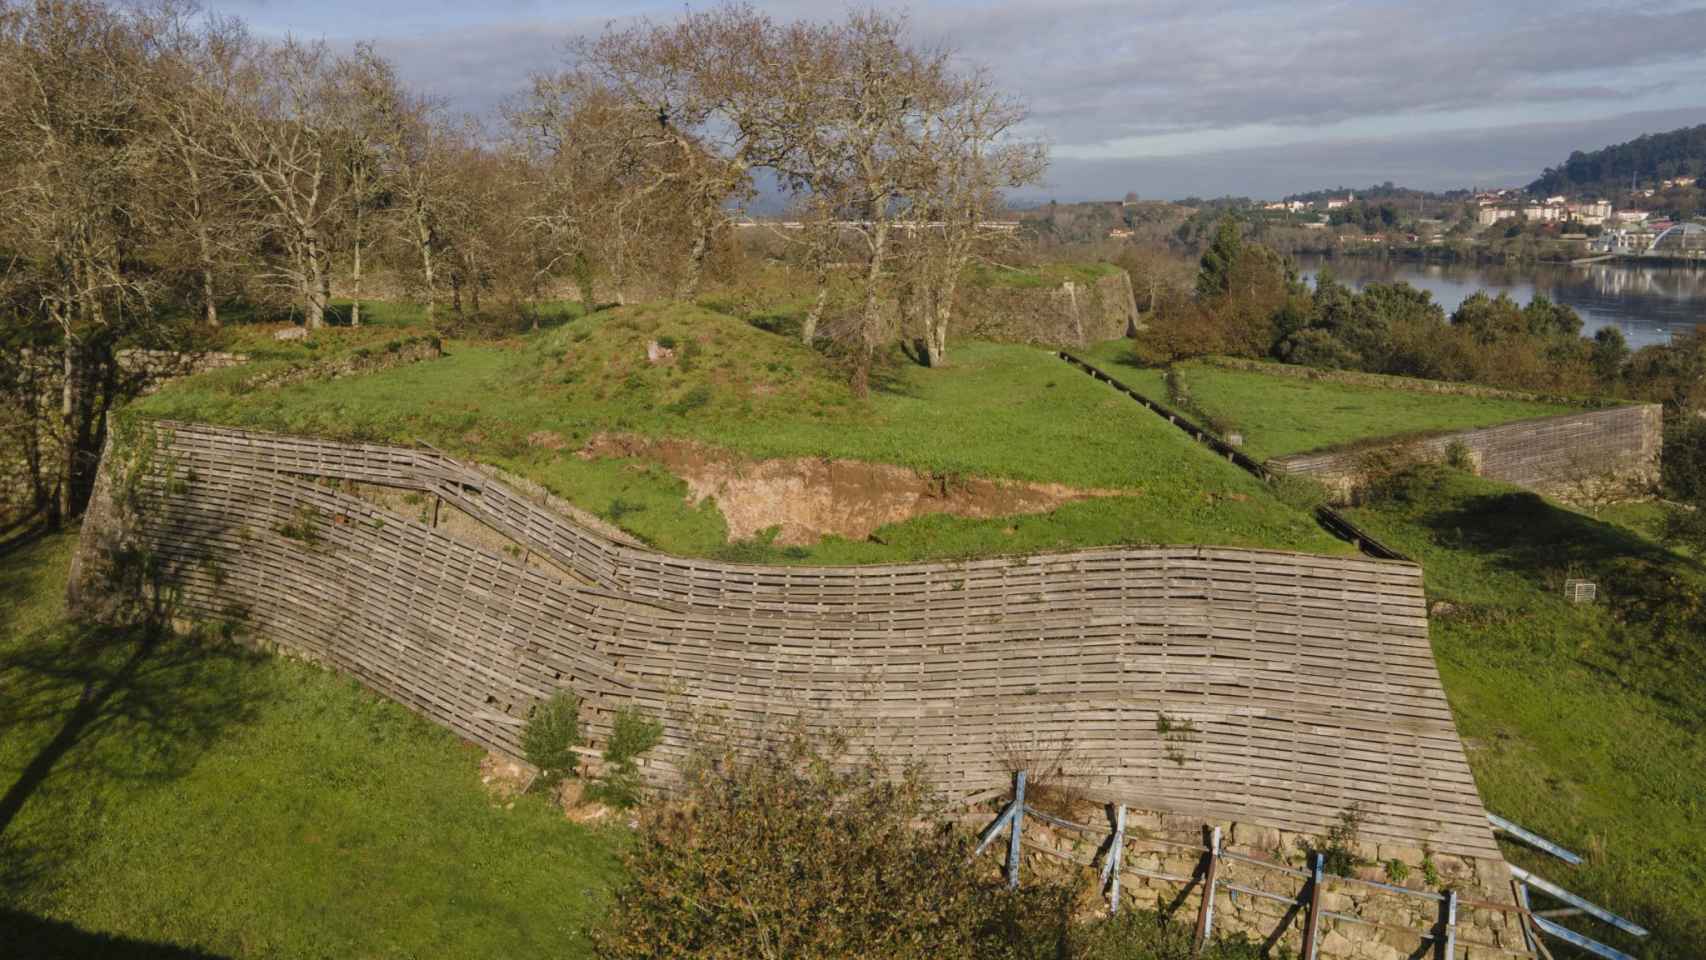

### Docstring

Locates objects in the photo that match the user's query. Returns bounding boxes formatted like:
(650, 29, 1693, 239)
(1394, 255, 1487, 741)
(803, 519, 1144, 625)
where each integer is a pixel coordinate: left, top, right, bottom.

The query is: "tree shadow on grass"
(0, 617, 266, 904)
(1413, 483, 1696, 587)
(1409, 471, 1706, 717)
(0, 907, 230, 959)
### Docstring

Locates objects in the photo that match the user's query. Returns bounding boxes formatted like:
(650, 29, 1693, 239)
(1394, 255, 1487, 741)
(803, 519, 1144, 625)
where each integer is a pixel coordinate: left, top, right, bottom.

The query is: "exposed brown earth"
(577, 433, 1128, 545)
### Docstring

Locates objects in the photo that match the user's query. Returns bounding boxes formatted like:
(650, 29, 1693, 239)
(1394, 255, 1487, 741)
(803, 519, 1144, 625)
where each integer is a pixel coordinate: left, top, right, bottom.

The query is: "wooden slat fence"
(78, 419, 1502, 858)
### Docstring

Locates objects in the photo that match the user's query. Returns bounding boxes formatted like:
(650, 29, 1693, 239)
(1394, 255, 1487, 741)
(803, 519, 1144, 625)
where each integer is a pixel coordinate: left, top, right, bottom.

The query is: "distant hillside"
(1529, 123, 1706, 195)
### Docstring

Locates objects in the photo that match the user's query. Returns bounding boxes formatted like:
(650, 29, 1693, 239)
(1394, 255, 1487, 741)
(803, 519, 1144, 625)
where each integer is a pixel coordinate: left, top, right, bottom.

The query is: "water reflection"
(1294, 254, 1706, 348)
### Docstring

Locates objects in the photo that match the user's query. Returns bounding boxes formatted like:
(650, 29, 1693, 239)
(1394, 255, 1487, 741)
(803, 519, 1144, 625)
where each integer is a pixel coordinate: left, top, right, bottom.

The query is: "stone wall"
(1204, 357, 1616, 409)
(966, 802, 1527, 960)
(1270, 404, 1664, 503)
(962, 271, 1139, 346)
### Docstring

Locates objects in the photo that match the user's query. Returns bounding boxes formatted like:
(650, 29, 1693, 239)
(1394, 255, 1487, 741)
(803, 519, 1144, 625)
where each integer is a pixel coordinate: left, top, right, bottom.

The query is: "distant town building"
(1477, 207, 1518, 226)
(1567, 200, 1612, 225)
(1107, 228, 1134, 240)
(1614, 210, 1650, 223)
(1325, 194, 1354, 210)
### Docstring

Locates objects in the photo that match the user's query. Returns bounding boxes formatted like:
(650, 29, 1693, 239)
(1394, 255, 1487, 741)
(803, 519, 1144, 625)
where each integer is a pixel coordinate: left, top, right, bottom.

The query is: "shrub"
(521, 692, 582, 788)
(1068, 909, 1269, 960)
(1302, 803, 1367, 877)
(1443, 439, 1475, 472)
(595, 729, 1069, 960)
(587, 707, 663, 809)
(1662, 416, 1706, 502)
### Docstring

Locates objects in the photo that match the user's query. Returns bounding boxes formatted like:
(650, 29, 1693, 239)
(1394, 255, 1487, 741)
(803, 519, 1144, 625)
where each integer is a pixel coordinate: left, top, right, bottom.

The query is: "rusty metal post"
(1300, 852, 1325, 960)
(1192, 826, 1223, 955)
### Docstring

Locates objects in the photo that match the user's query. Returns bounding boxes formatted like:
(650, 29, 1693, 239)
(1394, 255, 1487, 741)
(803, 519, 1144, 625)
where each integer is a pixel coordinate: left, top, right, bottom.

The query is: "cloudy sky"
(208, 0, 1706, 201)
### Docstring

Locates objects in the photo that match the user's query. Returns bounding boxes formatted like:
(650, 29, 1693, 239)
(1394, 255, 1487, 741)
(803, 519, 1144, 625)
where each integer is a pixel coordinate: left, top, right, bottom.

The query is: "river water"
(1293, 254, 1706, 349)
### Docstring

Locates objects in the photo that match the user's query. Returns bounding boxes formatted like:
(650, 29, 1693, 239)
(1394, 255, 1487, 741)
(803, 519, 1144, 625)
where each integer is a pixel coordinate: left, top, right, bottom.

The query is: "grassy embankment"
(1073, 342, 1579, 462)
(1161, 362, 1577, 462)
(133, 301, 1348, 562)
(1348, 467, 1706, 957)
(0, 532, 625, 959)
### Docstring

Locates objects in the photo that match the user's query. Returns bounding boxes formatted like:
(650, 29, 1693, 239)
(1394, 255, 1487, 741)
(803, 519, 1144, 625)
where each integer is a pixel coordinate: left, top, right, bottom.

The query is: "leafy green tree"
(521, 692, 583, 788)
(1590, 326, 1629, 383)
(1195, 217, 1243, 298)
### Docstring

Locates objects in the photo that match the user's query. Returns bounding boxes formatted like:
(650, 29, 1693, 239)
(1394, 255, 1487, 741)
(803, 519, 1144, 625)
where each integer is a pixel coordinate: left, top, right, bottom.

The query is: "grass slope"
(133, 304, 1348, 561)
(1346, 468, 1706, 957)
(0, 533, 625, 959)
(1167, 363, 1577, 461)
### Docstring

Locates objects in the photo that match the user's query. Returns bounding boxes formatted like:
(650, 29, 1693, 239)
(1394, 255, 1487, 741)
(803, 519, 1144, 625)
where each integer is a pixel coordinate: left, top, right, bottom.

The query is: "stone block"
(1320, 930, 1355, 955)
(1352, 942, 1403, 960)
(1377, 843, 1425, 867)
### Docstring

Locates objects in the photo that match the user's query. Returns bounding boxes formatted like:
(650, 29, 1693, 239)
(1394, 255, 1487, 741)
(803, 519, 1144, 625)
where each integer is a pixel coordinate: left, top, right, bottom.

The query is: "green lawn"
(132, 304, 1348, 561)
(0, 532, 626, 959)
(1166, 362, 1577, 462)
(1074, 338, 1171, 400)
(1346, 468, 1706, 957)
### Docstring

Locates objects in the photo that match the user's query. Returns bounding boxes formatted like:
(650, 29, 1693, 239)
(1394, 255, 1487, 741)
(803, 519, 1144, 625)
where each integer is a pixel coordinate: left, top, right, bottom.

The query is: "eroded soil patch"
(578, 433, 1128, 545)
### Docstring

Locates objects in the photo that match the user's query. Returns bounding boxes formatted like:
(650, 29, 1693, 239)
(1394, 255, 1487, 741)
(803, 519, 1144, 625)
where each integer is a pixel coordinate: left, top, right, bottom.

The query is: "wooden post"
(1101, 804, 1126, 914)
(1193, 826, 1223, 955)
(1300, 852, 1325, 960)
(1438, 889, 1458, 960)
(1006, 770, 1026, 889)
(430, 494, 441, 528)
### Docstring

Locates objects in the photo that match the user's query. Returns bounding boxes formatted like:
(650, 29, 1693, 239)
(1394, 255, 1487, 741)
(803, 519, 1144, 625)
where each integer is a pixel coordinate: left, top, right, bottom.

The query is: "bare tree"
(0, 0, 170, 518)
(198, 37, 352, 328)
(143, 9, 256, 328)
(901, 69, 1044, 367)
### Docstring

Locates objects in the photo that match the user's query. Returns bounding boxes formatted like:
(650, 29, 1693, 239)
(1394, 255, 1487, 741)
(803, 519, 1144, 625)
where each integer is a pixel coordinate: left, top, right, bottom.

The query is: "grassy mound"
(0, 533, 625, 958)
(1346, 467, 1706, 955)
(132, 304, 1350, 561)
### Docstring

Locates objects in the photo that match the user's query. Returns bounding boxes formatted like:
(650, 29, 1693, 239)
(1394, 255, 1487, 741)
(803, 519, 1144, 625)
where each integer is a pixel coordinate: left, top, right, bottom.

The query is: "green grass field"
(1347, 468, 1706, 957)
(1162, 362, 1575, 461)
(133, 303, 1348, 561)
(0, 533, 626, 959)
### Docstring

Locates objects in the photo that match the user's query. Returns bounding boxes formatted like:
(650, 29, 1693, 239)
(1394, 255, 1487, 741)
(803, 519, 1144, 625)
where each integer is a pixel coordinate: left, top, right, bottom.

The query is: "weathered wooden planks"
(89, 420, 1503, 858)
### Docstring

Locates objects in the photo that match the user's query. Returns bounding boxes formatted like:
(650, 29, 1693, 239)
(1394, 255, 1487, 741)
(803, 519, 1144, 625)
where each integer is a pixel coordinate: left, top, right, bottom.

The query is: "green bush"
(587, 707, 663, 809)
(1443, 439, 1475, 472)
(1304, 804, 1366, 878)
(521, 691, 582, 788)
(1662, 416, 1706, 501)
(1068, 910, 1270, 960)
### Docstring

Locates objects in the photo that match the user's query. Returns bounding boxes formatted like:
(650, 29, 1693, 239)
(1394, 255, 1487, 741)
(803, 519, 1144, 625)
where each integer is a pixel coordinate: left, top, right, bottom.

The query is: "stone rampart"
(1270, 404, 1663, 502)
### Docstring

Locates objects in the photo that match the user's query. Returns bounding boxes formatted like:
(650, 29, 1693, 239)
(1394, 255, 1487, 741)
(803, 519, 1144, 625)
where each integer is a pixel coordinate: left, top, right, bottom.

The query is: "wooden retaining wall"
(73, 419, 1502, 859)
(1268, 404, 1663, 499)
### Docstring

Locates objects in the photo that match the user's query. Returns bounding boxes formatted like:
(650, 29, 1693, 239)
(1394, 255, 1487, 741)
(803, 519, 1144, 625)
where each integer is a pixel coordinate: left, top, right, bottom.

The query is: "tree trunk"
(351, 206, 363, 327)
(201, 267, 218, 328)
(303, 237, 327, 329)
(679, 204, 715, 300)
(802, 284, 828, 345)
(925, 276, 958, 368)
(417, 213, 436, 322)
(57, 338, 78, 524)
(853, 221, 891, 399)
(197, 223, 218, 328)
(451, 271, 462, 314)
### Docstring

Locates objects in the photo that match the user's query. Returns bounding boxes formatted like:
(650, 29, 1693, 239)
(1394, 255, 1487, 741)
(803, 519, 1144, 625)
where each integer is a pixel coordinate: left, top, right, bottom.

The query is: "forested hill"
(1529, 123, 1706, 194)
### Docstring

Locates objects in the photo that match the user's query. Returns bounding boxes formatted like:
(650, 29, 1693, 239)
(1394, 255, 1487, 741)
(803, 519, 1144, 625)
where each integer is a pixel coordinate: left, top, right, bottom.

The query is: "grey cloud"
(200, 0, 1706, 198)
(1034, 107, 1706, 200)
